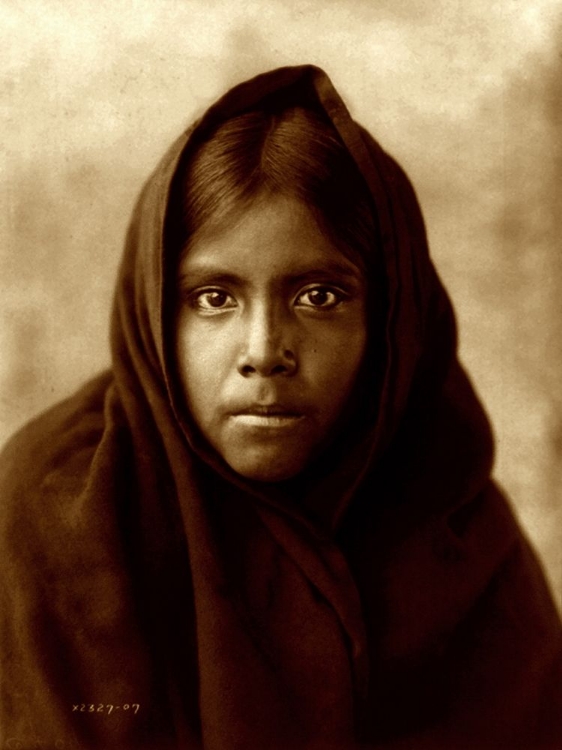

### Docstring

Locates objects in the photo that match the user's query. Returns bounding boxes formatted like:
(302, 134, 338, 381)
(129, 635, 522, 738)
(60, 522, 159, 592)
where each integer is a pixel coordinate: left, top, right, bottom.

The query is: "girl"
(1, 65, 561, 749)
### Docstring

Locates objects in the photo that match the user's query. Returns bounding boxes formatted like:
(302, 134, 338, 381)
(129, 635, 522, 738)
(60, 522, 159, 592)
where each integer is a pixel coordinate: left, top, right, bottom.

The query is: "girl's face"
(175, 195, 367, 482)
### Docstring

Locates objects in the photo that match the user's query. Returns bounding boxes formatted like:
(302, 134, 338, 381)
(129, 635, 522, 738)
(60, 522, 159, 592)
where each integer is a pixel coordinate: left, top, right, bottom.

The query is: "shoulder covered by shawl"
(342, 476, 562, 746)
(0, 374, 165, 750)
(0, 373, 110, 511)
(0, 372, 126, 575)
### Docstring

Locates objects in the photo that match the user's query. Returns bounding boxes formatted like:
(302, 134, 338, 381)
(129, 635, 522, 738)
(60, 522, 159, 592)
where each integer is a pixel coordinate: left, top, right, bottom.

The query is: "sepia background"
(2, 0, 561, 609)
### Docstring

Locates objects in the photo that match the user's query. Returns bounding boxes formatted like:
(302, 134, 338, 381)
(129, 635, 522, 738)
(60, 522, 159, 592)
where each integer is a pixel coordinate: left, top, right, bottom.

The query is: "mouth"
(230, 404, 305, 428)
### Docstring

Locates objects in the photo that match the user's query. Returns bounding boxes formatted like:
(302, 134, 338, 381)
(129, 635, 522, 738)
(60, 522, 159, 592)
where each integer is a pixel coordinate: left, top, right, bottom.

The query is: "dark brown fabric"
(1, 65, 561, 750)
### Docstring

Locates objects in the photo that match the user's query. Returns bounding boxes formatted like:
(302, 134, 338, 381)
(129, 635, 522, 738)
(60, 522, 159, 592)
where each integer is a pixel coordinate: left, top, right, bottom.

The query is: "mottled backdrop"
(2, 0, 561, 607)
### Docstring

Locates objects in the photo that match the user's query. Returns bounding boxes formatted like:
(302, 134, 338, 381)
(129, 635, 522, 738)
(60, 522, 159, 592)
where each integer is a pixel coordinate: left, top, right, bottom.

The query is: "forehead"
(177, 195, 364, 282)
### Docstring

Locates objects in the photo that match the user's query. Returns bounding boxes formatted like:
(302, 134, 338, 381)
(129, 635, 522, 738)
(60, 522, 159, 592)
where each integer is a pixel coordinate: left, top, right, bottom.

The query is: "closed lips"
(233, 405, 303, 417)
(229, 406, 305, 427)
(233, 414, 303, 427)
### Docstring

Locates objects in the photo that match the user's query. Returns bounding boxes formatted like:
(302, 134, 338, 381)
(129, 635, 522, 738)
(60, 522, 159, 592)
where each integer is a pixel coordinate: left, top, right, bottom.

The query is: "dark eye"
(192, 289, 237, 311)
(295, 286, 342, 309)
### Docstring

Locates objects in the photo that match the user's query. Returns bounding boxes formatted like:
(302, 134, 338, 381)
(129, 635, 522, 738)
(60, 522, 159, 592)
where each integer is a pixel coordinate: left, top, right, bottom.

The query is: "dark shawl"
(1, 65, 561, 750)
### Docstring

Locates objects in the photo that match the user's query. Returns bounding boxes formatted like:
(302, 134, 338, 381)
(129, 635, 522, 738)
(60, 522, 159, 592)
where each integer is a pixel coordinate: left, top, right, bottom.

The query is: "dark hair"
(174, 106, 379, 270)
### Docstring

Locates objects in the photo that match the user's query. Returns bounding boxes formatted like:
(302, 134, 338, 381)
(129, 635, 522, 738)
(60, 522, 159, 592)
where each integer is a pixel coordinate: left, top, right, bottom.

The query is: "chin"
(226, 450, 310, 483)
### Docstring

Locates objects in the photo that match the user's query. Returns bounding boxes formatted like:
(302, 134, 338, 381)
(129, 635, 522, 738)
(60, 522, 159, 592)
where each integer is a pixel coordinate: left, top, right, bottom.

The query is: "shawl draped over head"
(1, 65, 561, 750)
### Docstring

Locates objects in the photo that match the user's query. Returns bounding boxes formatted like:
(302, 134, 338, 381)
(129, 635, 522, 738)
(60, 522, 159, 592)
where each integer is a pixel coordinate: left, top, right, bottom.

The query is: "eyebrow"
(178, 261, 364, 288)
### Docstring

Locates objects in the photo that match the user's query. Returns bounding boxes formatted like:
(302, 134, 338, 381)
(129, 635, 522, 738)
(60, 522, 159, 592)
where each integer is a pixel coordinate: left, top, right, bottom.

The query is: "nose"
(237, 305, 297, 377)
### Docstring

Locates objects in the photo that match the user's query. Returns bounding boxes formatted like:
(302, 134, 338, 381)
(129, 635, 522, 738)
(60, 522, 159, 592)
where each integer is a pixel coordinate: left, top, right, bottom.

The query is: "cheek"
(304, 324, 367, 407)
(175, 319, 233, 421)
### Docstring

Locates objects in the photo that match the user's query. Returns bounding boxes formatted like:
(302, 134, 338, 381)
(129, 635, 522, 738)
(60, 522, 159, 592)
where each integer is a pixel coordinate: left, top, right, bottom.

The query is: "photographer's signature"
(72, 702, 140, 715)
